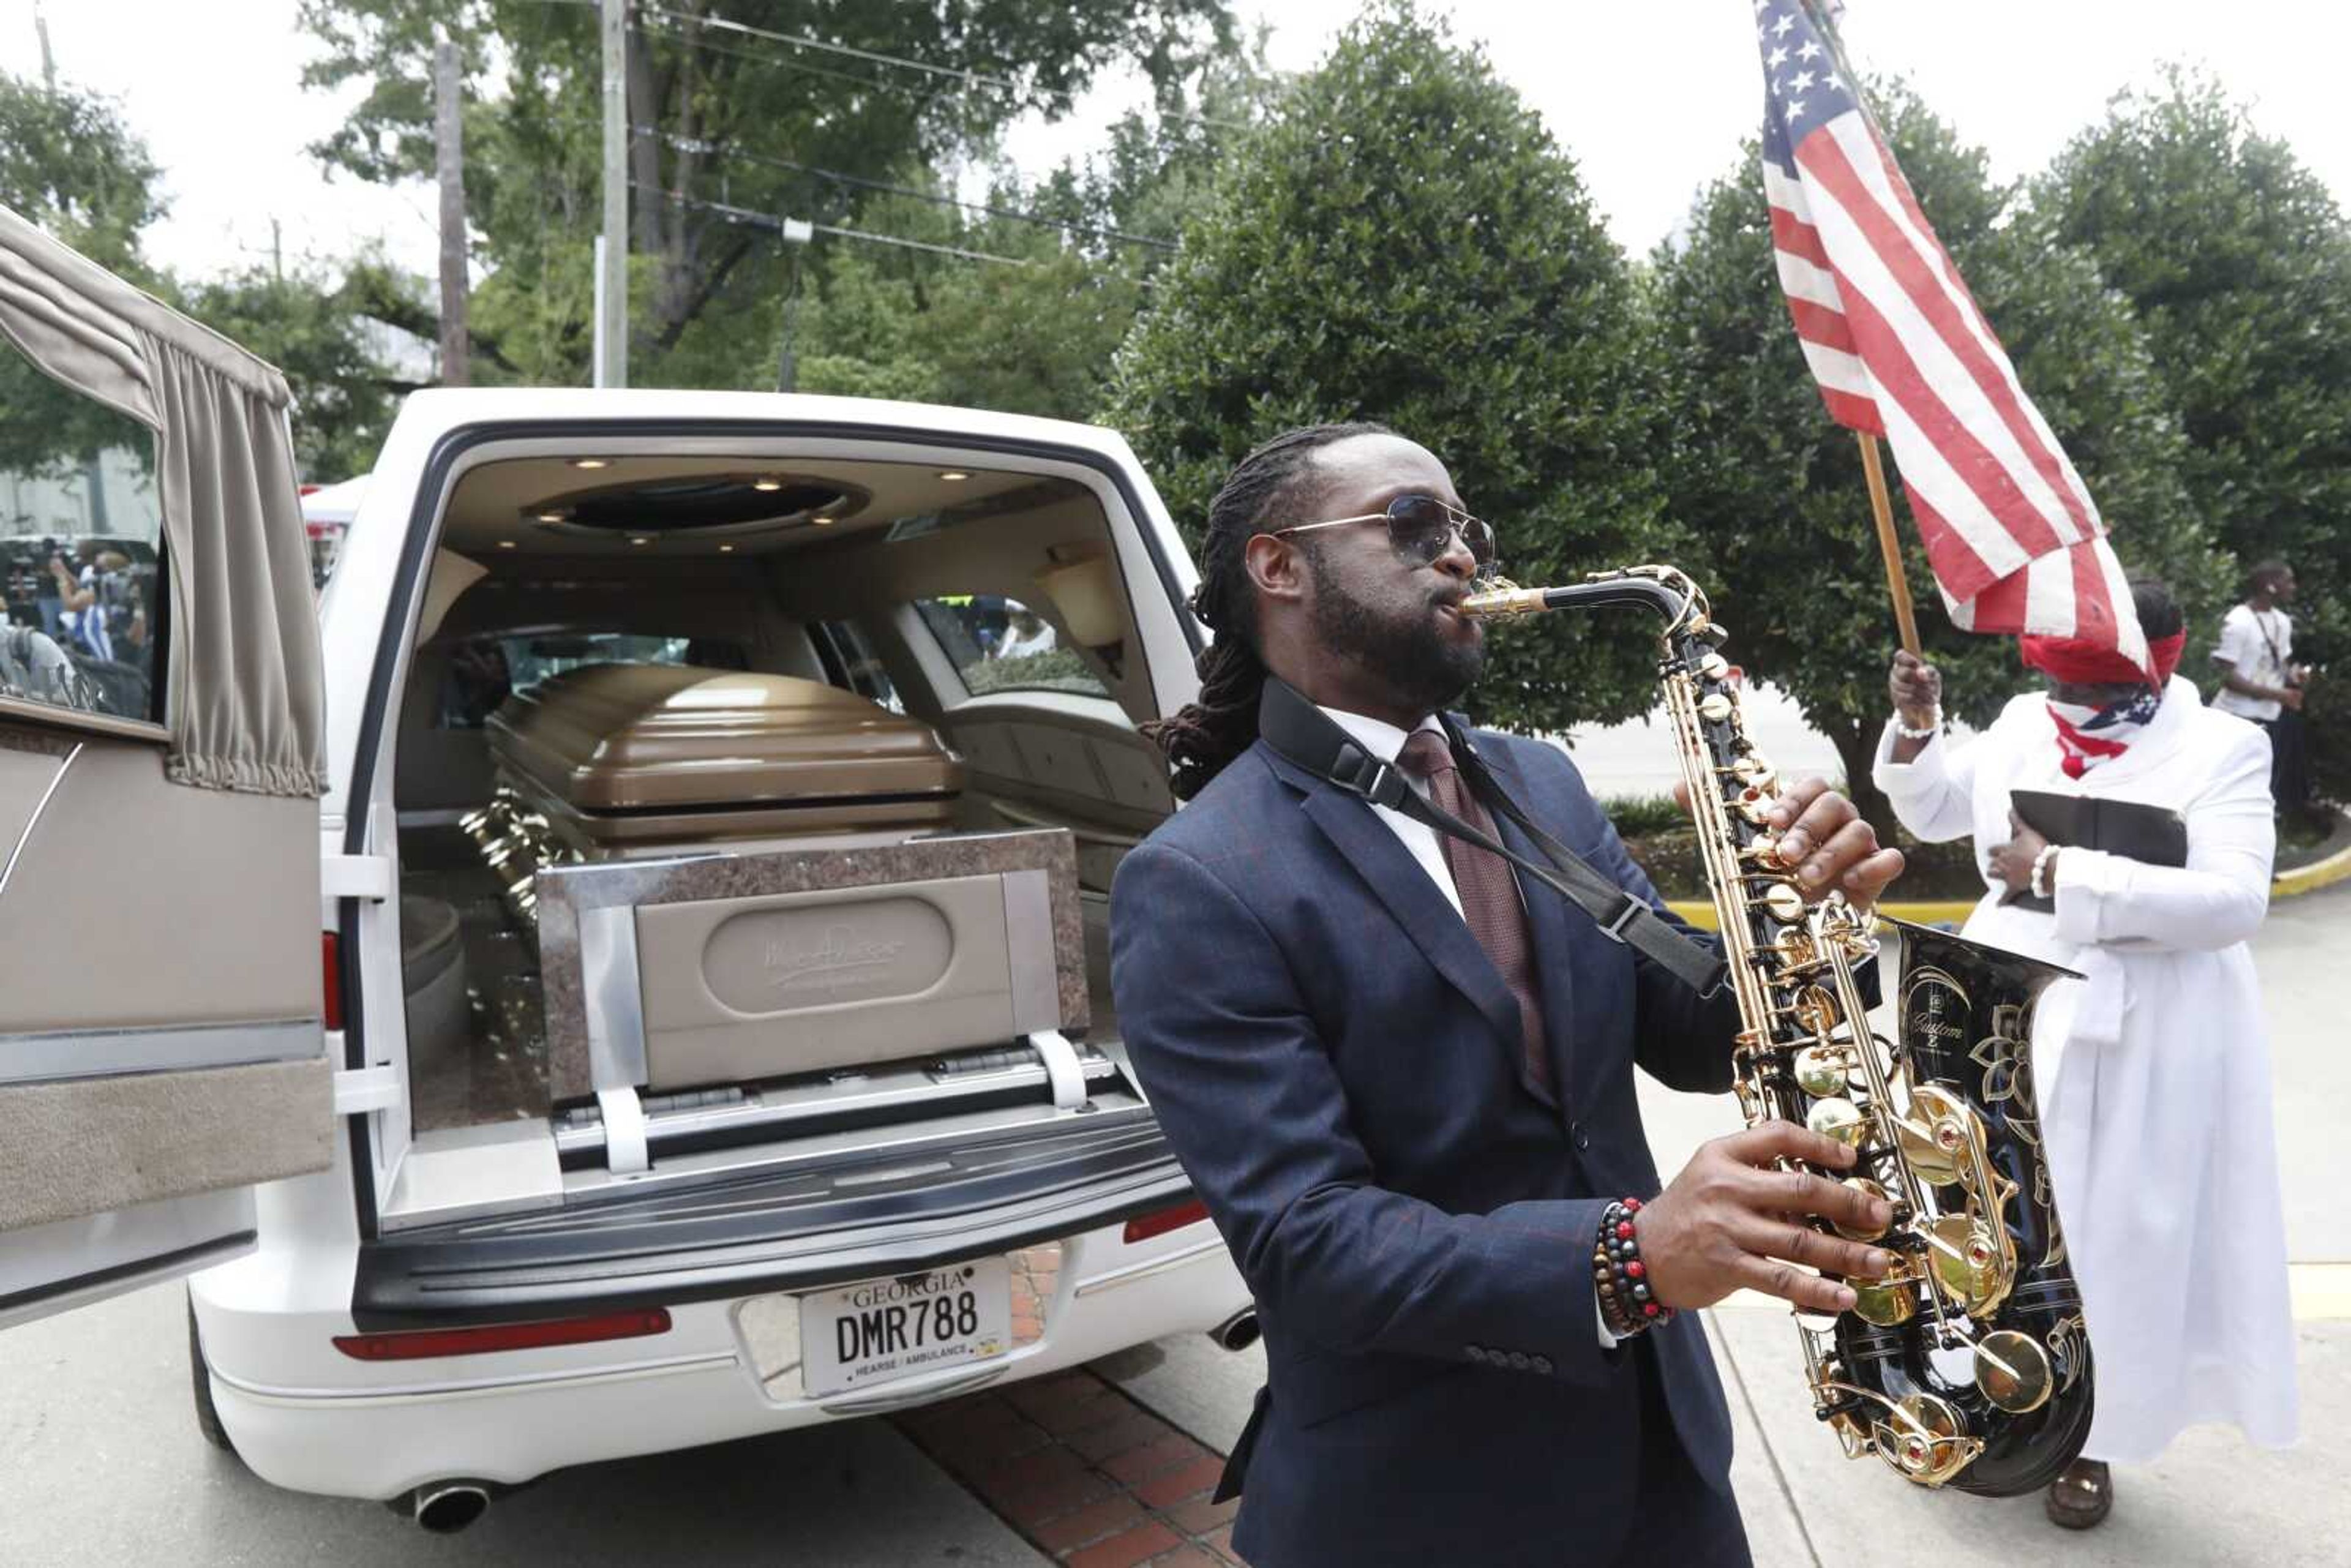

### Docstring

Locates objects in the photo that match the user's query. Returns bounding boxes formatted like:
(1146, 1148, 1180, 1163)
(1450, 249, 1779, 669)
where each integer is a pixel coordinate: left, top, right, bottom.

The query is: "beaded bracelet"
(2030, 842, 2061, 901)
(1592, 1198, 1675, 1339)
(1894, 709, 1942, 741)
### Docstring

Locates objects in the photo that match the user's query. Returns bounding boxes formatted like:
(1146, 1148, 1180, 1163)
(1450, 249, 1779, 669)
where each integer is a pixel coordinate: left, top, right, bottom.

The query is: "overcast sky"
(6, 0, 2347, 283)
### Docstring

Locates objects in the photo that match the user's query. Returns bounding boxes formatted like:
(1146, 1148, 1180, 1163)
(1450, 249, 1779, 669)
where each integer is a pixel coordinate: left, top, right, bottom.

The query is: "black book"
(2001, 789, 2189, 911)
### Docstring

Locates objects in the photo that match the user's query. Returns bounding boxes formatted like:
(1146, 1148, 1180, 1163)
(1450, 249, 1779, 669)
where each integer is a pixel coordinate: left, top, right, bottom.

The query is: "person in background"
(992, 604, 1056, 661)
(48, 539, 113, 662)
(2210, 559, 2313, 820)
(1877, 579, 2298, 1531)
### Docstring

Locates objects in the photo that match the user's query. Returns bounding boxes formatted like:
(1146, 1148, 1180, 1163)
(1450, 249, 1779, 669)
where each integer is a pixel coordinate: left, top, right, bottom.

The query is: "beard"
(1307, 562, 1487, 715)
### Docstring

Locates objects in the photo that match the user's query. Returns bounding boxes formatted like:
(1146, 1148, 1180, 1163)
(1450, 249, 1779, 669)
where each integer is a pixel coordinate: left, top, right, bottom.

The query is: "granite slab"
(536, 828, 1088, 1103)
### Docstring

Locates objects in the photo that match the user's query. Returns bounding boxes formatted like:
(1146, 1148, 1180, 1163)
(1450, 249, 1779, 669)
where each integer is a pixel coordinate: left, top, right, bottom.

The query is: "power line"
(642, 3, 1033, 97)
(636, 21, 937, 103)
(630, 182, 1035, 268)
(523, 0, 1255, 146)
(632, 124, 1177, 252)
(636, 6, 1254, 137)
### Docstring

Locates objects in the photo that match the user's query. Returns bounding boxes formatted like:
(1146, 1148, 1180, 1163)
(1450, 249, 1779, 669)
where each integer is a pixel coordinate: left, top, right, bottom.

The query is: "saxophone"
(1462, 565, 2094, 1496)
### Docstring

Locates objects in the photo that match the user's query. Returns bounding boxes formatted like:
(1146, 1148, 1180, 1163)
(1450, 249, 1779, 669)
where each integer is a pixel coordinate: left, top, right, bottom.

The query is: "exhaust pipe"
(1209, 1309, 1260, 1352)
(407, 1480, 493, 1533)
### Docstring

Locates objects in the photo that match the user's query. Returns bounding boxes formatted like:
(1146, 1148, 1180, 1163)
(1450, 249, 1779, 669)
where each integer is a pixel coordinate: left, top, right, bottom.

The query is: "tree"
(1104, 2, 1673, 732)
(179, 264, 409, 481)
(1649, 84, 2218, 837)
(0, 71, 171, 490)
(0, 69, 405, 486)
(300, 0, 1234, 388)
(0, 70, 163, 275)
(2036, 75, 2351, 732)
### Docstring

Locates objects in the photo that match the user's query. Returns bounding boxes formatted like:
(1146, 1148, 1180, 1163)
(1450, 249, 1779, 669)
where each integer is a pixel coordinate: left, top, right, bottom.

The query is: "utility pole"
(433, 31, 471, 387)
(596, 0, 628, 388)
(34, 4, 54, 94)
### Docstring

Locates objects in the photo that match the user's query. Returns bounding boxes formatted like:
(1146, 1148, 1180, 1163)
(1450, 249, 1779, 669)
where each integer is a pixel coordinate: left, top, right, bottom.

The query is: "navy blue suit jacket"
(1109, 725, 1747, 1568)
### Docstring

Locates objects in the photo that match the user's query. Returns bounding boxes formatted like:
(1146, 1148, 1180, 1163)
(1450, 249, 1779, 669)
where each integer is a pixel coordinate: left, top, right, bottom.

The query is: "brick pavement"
(894, 1367, 1243, 1567)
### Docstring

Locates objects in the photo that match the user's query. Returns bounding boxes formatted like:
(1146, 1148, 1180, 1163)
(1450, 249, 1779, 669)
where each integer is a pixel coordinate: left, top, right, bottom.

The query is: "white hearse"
(0, 208, 1251, 1529)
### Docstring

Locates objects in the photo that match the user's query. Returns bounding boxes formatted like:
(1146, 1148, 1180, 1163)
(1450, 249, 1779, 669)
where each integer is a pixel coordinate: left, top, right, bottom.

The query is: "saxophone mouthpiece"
(1459, 579, 1550, 620)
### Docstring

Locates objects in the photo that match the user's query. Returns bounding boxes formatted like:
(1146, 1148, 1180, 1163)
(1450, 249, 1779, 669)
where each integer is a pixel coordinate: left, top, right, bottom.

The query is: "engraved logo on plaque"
(765, 927, 908, 994)
(700, 896, 953, 1014)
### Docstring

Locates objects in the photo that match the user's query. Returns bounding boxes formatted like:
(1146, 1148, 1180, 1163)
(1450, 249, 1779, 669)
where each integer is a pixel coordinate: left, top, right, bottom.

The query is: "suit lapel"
(1477, 743, 1580, 1109)
(1261, 746, 1527, 1062)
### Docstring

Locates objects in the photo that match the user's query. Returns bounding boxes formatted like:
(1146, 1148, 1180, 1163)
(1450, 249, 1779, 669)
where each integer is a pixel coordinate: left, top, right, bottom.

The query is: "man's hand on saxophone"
(1638, 1123, 1899, 1314)
(1642, 773, 1903, 1316)
(1670, 774, 1908, 906)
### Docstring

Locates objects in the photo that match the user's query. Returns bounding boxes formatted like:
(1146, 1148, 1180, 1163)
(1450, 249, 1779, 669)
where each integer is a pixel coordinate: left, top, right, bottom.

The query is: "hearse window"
(434, 631, 744, 729)
(814, 620, 902, 713)
(0, 337, 164, 722)
(913, 595, 1108, 699)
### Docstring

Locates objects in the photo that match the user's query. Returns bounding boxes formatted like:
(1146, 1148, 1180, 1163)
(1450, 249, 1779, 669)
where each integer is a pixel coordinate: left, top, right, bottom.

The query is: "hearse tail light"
(1123, 1199, 1211, 1245)
(332, 1308, 672, 1361)
(321, 932, 342, 1032)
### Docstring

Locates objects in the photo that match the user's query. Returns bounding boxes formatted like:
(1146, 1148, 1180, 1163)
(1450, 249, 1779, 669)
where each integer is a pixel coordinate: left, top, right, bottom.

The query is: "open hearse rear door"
(0, 206, 334, 1327)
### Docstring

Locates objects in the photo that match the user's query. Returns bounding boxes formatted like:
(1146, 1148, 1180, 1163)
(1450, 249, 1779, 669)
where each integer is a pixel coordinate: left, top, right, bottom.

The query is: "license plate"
(799, 1258, 1011, 1397)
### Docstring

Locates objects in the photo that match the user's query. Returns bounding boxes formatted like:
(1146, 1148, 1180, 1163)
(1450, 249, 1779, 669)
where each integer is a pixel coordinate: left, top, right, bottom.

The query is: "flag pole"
(1799, 0, 1922, 657)
(1856, 433, 1921, 655)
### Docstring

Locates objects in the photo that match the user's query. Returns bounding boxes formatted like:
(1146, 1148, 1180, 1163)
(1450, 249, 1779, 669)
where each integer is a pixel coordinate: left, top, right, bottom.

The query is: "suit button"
(1532, 1355, 1554, 1375)
(1572, 1122, 1592, 1152)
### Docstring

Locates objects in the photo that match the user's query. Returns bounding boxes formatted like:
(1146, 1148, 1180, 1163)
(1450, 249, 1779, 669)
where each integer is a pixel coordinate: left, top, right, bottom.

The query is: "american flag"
(1754, 0, 2147, 667)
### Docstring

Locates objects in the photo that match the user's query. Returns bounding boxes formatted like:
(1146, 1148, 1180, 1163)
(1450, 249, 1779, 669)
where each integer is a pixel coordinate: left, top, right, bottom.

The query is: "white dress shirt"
(1320, 705, 1461, 916)
(1316, 703, 1618, 1348)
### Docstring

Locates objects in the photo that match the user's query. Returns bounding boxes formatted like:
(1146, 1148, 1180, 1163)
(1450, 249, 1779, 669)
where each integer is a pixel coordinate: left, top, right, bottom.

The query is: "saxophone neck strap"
(1256, 677, 1725, 996)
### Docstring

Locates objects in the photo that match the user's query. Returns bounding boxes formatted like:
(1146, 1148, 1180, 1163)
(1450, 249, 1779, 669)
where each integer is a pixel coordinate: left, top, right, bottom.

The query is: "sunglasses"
(1264, 493, 1499, 573)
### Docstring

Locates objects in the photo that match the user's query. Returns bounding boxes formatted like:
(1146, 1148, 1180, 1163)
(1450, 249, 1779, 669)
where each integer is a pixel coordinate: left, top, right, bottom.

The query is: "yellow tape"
(1663, 899, 1979, 932)
(1660, 835, 2349, 929)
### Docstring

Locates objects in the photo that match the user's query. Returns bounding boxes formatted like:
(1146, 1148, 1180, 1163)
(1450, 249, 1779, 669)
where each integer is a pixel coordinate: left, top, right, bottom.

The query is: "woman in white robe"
(1871, 583, 2297, 1528)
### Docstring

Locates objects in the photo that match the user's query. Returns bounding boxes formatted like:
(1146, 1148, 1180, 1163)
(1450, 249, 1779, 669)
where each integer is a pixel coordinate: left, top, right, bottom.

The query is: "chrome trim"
(580, 904, 648, 1092)
(1071, 1234, 1231, 1297)
(817, 1359, 1011, 1416)
(550, 1044, 1121, 1157)
(555, 1094, 1155, 1206)
(0, 740, 81, 900)
(208, 1349, 740, 1405)
(1001, 868, 1058, 1035)
(0, 1016, 322, 1086)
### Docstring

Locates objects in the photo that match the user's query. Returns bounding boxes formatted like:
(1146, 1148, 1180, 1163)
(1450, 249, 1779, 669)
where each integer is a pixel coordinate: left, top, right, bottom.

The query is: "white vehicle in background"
(299, 473, 369, 587)
(0, 208, 1252, 1531)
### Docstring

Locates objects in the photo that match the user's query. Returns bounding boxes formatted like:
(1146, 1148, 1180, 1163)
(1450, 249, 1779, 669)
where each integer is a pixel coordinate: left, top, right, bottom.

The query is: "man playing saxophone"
(1111, 425, 1905, 1568)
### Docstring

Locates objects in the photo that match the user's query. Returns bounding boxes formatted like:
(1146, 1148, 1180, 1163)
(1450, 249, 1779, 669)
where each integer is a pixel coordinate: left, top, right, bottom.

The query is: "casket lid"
(489, 664, 963, 814)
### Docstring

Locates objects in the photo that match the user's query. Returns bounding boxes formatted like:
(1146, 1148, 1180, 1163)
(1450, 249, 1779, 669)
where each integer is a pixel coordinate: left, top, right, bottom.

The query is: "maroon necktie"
(1397, 729, 1551, 1095)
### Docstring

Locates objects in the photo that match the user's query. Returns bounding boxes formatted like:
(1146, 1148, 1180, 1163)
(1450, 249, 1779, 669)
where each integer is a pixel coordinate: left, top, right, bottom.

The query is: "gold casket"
(486, 664, 965, 852)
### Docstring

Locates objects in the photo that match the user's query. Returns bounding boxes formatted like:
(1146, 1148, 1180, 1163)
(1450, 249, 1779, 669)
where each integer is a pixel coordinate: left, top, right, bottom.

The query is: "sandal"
(2044, 1458, 2113, 1529)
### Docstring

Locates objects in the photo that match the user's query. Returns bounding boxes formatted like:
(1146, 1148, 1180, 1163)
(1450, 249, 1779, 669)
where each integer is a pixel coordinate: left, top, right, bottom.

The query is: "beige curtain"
(0, 206, 325, 797)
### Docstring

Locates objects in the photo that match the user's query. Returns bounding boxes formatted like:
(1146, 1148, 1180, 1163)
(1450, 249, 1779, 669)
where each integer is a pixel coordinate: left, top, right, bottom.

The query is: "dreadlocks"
(1141, 422, 1393, 800)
